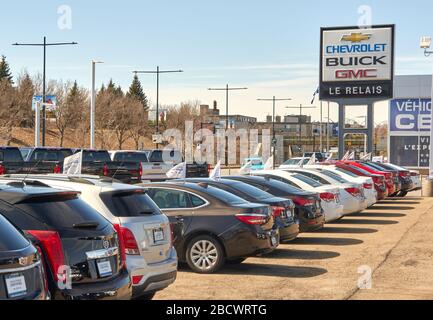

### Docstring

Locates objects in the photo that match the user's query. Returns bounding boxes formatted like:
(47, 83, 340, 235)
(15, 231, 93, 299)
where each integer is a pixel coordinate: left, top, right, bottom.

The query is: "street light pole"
(208, 85, 248, 169)
(286, 104, 316, 155)
(133, 67, 183, 149)
(91, 60, 104, 149)
(257, 97, 292, 168)
(12, 37, 78, 147)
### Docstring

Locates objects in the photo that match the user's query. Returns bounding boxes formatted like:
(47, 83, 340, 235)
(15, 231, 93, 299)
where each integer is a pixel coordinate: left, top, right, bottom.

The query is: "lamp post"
(257, 97, 292, 168)
(285, 104, 316, 154)
(133, 67, 184, 149)
(90, 60, 104, 149)
(420, 36, 433, 181)
(12, 37, 78, 146)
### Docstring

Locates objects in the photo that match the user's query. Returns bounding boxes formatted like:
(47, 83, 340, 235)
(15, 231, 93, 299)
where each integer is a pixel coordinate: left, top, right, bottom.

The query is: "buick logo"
(18, 257, 27, 266)
(103, 240, 110, 250)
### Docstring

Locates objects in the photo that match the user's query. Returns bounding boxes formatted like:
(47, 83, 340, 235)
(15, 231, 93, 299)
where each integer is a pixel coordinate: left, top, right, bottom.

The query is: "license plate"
(281, 210, 288, 218)
(97, 259, 113, 278)
(5, 274, 27, 298)
(153, 228, 165, 242)
(271, 236, 278, 247)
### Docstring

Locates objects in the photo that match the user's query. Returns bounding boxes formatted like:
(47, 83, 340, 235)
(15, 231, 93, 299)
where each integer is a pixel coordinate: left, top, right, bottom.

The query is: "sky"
(1, 0, 433, 124)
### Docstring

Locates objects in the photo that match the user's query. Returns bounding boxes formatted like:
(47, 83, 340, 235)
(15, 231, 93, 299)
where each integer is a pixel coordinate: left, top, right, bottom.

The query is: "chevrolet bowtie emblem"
(341, 33, 372, 43)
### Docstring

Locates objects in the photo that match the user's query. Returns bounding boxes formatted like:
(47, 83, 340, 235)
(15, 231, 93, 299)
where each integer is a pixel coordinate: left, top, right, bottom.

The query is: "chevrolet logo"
(341, 33, 372, 43)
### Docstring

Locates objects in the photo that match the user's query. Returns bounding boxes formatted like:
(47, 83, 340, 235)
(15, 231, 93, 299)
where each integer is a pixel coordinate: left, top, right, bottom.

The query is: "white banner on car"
(209, 161, 222, 181)
(166, 162, 187, 179)
(63, 151, 83, 175)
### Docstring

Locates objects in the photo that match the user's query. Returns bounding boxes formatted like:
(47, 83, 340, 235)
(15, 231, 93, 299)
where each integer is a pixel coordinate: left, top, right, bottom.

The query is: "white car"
(283, 168, 369, 215)
(305, 165, 377, 207)
(2, 174, 178, 300)
(253, 170, 344, 222)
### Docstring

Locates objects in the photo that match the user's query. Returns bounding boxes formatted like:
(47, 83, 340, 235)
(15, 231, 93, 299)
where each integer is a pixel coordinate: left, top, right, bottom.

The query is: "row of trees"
(0, 55, 156, 149)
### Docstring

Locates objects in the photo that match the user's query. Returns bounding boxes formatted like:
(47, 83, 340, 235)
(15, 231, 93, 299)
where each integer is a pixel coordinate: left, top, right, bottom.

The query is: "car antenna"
(21, 158, 43, 188)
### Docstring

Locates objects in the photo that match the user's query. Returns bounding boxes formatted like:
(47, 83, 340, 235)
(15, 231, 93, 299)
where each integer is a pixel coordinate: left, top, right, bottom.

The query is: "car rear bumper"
(225, 228, 280, 258)
(54, 268, 132, 300)
(132, 271, 177, 298)
(279, 221, 300, 243)
(299, 214, 325, 232)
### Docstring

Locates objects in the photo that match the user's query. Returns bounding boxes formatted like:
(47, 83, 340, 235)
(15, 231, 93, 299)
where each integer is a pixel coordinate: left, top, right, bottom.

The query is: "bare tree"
(0, 80, 22, 145)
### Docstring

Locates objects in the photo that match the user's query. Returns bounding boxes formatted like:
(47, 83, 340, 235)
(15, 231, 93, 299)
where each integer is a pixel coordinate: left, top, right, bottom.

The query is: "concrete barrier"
(422, 178, 433, 197)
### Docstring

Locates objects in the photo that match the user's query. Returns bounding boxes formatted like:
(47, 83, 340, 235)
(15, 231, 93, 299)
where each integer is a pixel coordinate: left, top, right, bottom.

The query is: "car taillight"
(139, 163, 143, 177)
(320, 192, 336, 202)
(271, 206, 285, 218)
(53, 164, 61, 174)
(132, 275, 143, 285)
(113, 224, 127, 268)
(0, 164, 6, 175)
(235, 214, 268, 225)
(115, 225, 140, 256)
(103, 164, 109, 177)
(26, 230, 65, 282)
(399, 171, 410, 178)
(292, 197, 315, 206)
(208, 164, 212, 174)
(345, 187, 361, 197)
(363, 183, 373, 190)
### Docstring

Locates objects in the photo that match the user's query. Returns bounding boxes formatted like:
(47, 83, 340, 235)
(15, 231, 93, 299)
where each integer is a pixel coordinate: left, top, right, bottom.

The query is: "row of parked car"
(0, 147, 421, 300)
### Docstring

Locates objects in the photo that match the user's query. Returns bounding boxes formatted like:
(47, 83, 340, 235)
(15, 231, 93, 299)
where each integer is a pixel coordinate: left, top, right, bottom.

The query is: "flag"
(298, 157, 306, 168)
(209, 161, 222, 180)
(253, 143, 262, 157)
(63, 151, 83, 175)
(325, 152, 334, 162)
(239, 160, 253, 175)
(360, 153, 372, 161)
(348, 152, 356, 160)
(263, 156, 274, 170)
(311, 87, 320, 105)
(306, 154, 317, 166)
(341, 150, 351, 161)
(166, 162, 187, 179)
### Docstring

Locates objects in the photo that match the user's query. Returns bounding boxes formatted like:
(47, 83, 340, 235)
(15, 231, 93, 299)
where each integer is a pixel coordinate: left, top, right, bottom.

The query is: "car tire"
(186, 235, 225, 274)
(226, 258, 247, 265)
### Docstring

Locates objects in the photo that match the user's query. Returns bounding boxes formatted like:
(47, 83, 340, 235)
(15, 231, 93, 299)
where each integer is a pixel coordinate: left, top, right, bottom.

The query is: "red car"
(334, 162, 388, 200)
(340, 161, 396, 197)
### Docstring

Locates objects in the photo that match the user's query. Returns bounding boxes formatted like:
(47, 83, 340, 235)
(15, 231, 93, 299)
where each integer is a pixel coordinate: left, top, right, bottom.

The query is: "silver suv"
(1, 175, 177, 300)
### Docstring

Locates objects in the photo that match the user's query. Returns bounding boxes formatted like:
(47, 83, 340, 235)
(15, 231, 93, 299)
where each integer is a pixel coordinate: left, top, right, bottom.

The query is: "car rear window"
(83, 151, 111, 162)
(334, 167, 359, 178)
(0, 149, 24, 162)
(100, 190, 161, 217)
(149, 150, 183, 163)
(0, 214, 29, 251)
(320, 170, 349, 183)
(30, 149, 72, 162)
(113, 152, 149, 163)
(196, 185, 248, 205)
(229, 181, 273, 200)
(15, 198, 110, 230)
(292, 174, 323, 188)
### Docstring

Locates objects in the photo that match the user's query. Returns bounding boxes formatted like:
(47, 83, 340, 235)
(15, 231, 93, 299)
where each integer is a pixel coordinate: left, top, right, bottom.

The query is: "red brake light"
(363, 183, 373, 190)
(345, 187, 361, 197)
(0, 164, 6, 175)
(411, 172, 419, 177)
(399, 171, 410, 178)
(320, 192, 336, 202)
(27, 230, 65, 282)
(271, 206, 285, 218)
(292, 197, 315, 206)
(132, 275, 144, 285)
(53, 164, 61, 174)
(115, 225, 139, 256)
(113, 224, 127, 268)
(139, 163, 143, 177)
(103, 164, 109, 177)
(235, 214, 268, 225)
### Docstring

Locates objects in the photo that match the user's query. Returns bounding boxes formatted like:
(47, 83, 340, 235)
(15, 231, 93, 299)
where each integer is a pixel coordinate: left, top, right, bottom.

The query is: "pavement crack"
(344, 200, 433, 300)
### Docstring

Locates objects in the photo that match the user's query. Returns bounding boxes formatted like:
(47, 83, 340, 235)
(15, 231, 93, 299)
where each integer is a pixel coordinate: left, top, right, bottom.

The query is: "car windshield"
(320, 170, 349, 183)
(283, 159, 303, 165)
(83, 151, 111, 162)
(292, 173, 323, 188)
(0, 149, 23, 162)
(114, 152, 148, 163)
(100, 190, 161, 217)
(31, 149, 73, 162)
(149, 150, 183, 163)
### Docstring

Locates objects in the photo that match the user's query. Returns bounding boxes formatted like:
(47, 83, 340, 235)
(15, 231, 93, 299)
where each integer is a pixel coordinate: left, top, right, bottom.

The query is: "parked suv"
(0, 180, 131, 300)
(143, 182, 279, 273)
(0, 213, 48, 300)
(6, 174, 178, 300)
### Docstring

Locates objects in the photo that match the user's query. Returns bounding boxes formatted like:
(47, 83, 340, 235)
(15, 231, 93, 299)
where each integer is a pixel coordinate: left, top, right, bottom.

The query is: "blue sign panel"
(390, 99, 432, 133)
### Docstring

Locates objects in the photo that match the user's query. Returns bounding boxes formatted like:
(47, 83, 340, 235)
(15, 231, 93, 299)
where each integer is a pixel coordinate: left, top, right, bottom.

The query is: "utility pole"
(13, 37, 78, 147)
(257, 97, 292, 168)
(133, 67, 183, 149)
(208, 85, 248, 169)
(286, 104, 316, 155)
(90, 60, 104, 149)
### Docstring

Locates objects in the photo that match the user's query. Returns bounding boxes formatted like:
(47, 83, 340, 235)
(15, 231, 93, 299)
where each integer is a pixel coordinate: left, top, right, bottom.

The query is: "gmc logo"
(335, 69, 377, 79)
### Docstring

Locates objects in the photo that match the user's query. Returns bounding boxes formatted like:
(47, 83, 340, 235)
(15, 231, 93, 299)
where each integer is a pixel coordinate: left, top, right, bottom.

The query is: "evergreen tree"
(128, 75, 149, 111)
(0, 55, 13, 84)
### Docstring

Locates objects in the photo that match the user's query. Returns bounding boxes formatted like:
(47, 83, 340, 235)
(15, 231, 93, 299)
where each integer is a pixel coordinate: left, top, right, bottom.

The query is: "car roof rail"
(6, 180, 52, 188)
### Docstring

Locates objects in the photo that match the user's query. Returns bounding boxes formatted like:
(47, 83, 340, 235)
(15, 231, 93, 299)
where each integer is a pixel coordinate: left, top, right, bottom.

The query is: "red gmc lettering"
(335, 69, 377, 79)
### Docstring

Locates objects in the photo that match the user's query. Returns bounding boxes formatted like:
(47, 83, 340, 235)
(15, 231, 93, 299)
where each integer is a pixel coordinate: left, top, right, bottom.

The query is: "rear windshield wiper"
(73, 221, 100, 229)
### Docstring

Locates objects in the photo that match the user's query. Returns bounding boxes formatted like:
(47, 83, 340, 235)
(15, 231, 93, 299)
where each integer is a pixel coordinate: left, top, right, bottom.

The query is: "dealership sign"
(389, 98, 432, 168)
(320, 25, 395, 100)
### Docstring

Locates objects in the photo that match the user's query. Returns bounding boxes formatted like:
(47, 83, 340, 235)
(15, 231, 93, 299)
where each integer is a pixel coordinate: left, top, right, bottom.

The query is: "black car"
(180, 178, 299, 243)
(359, 162, 401, 197)
(0, 181, 131, 300)
(142, 182, 279, 274)
(224, 176, 325, 232)
(0, 213, 48, 300)
(0, 147, 55, 175)
(22, 147, 74, 173)
(370, 162, 413, 196)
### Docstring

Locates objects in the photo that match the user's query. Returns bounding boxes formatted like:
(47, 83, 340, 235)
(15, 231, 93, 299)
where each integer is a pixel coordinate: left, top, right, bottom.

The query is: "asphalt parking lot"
(155, 191, 433, 300)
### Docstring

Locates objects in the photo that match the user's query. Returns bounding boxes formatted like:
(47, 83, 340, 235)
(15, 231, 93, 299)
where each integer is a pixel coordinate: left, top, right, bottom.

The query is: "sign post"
(320, 25, 395, 159)
(35, 100, 41, 147)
